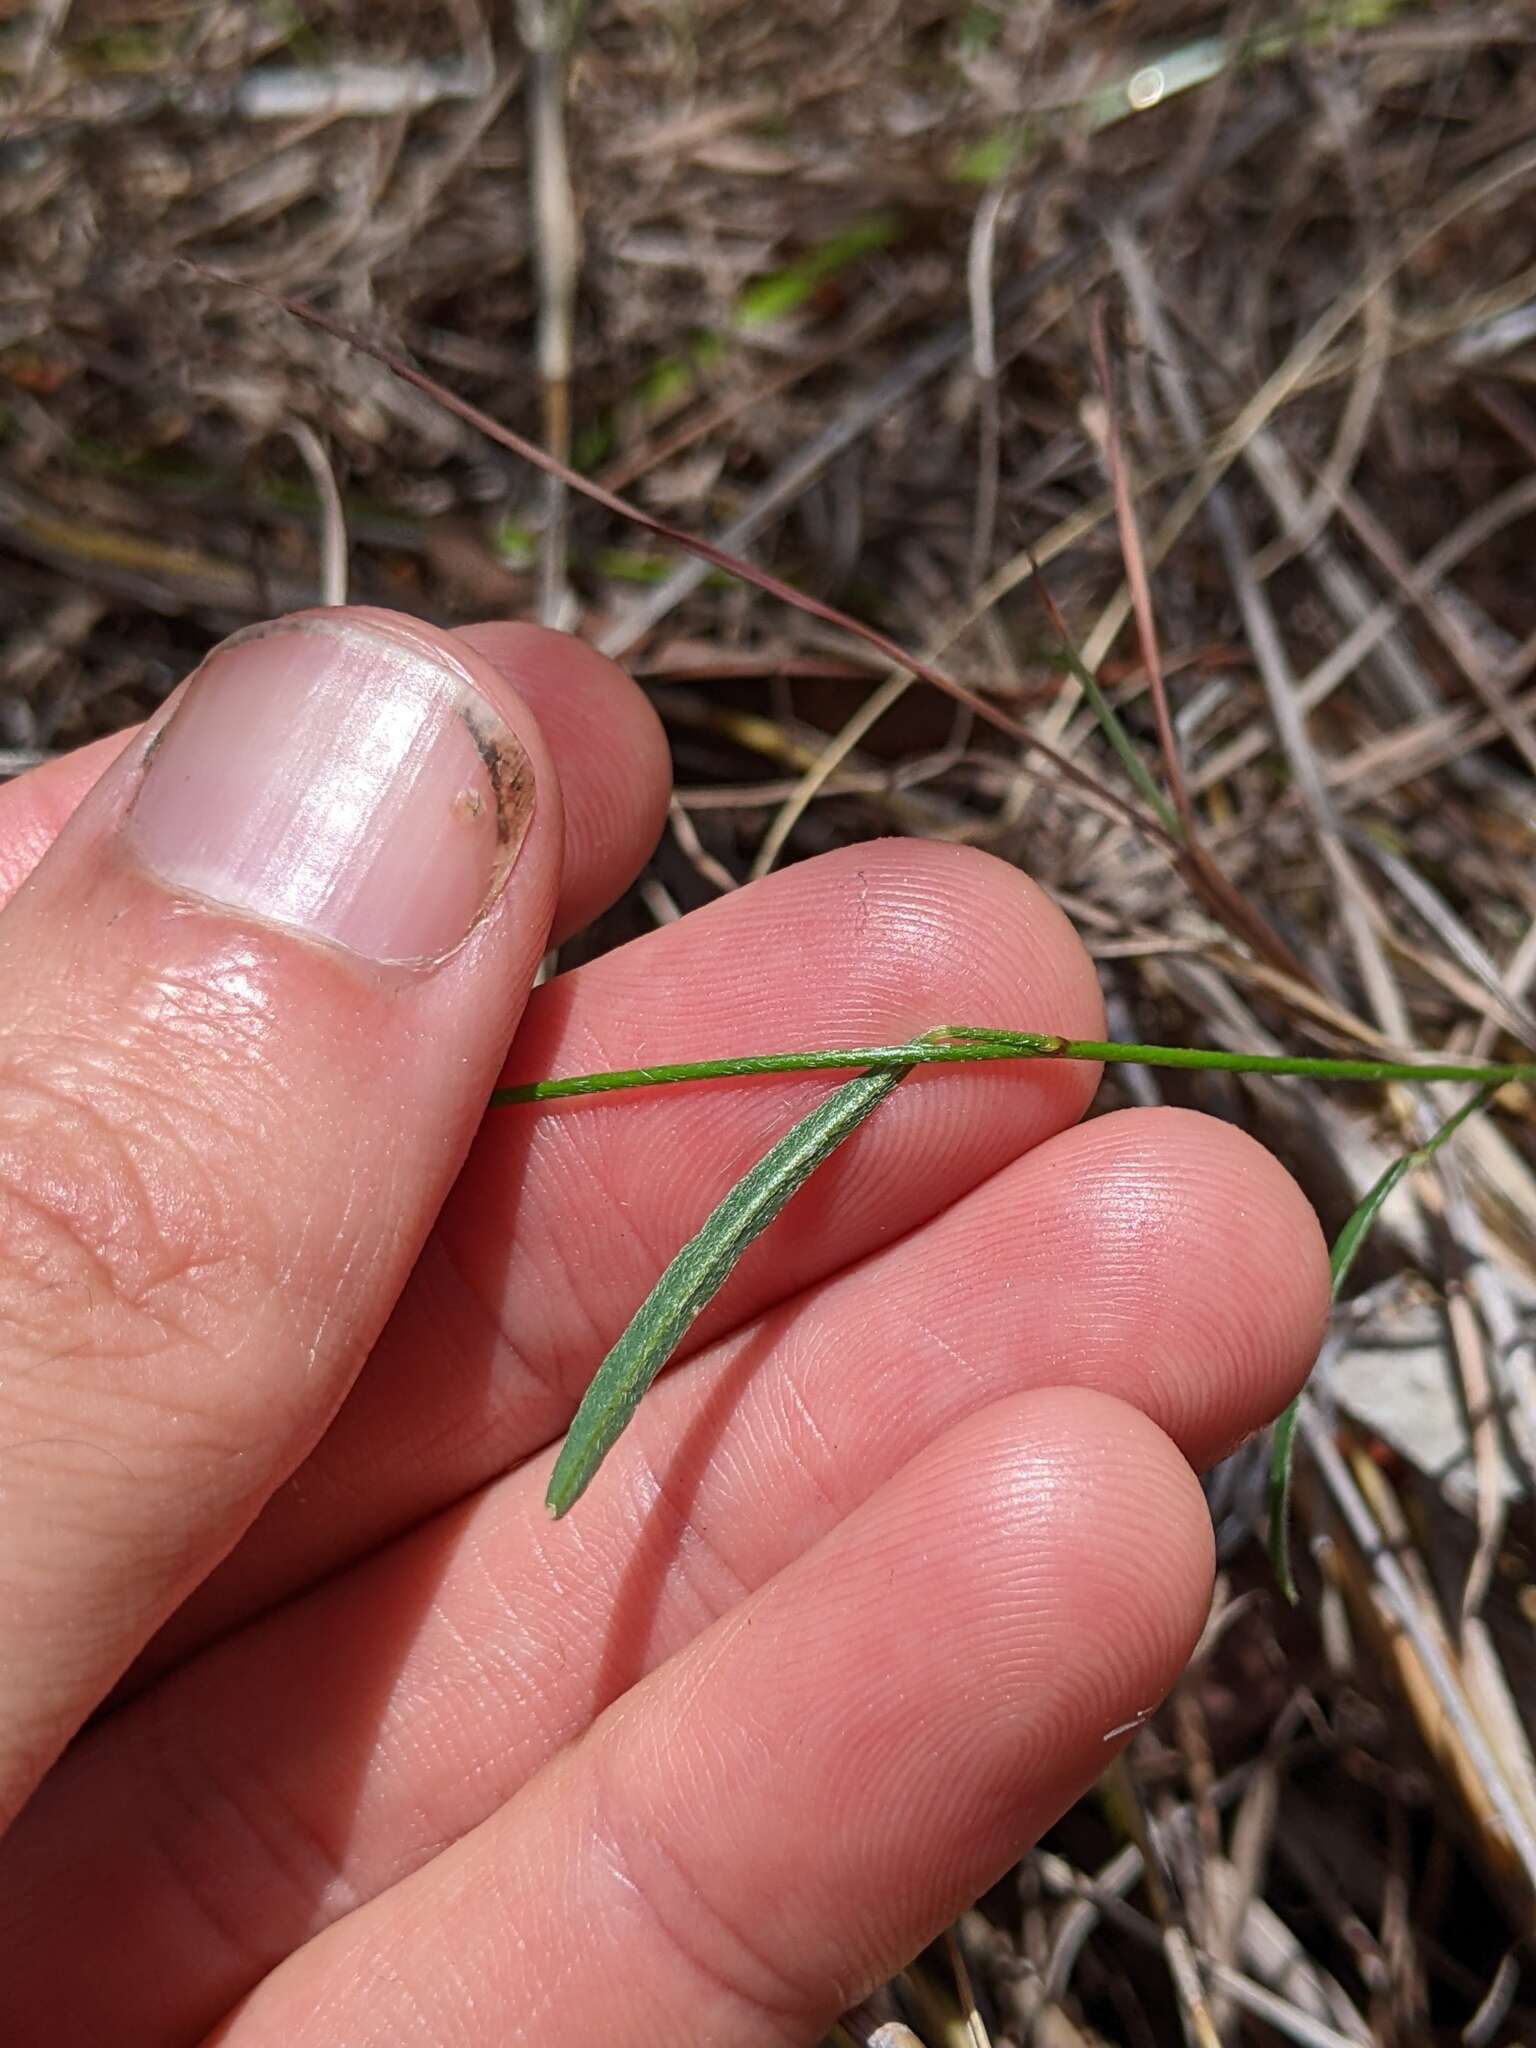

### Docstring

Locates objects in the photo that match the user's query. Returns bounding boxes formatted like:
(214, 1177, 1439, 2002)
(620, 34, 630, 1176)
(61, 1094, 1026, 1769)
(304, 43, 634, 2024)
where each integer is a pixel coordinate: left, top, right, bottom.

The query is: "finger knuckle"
(0, 1037, 276, 1425)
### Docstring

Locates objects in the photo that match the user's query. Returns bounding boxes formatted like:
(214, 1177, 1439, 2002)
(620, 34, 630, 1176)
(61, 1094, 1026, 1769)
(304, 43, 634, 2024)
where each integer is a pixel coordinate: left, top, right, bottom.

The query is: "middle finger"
(1, 1104, 1328, 2040)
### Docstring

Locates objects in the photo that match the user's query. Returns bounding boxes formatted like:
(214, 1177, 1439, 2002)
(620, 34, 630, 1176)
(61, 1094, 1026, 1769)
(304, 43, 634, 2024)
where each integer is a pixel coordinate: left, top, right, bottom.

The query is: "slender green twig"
(1265, 1082, 1499, 1600)
(492, 1029, 1534, 1107)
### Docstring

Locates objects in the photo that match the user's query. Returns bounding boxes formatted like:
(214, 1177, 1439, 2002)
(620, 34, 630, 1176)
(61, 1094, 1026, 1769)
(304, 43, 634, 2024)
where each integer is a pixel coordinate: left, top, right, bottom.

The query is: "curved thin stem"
(491, 1028, 1534, 1107)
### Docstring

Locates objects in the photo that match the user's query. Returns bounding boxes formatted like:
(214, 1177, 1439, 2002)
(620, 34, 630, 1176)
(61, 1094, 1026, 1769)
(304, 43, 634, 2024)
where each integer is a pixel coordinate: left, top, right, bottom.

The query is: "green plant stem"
(492, 1030, 1534, 1107)
(1265, 1081, 1498, 1600)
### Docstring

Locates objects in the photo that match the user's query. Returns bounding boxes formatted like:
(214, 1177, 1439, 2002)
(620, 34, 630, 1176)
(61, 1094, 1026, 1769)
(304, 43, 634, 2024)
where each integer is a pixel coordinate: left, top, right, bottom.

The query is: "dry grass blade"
(1088, 303, 1197, 848)
(516, 0, 585, 628)
(237, 276, 1166, 846)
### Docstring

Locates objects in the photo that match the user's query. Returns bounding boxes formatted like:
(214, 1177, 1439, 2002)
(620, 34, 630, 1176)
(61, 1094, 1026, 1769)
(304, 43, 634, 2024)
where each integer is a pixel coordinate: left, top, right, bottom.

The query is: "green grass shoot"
(545, 1062, 910, 1517)
(1265, 1082, 1499, 1601)
(512, 1025, 1527, 1586)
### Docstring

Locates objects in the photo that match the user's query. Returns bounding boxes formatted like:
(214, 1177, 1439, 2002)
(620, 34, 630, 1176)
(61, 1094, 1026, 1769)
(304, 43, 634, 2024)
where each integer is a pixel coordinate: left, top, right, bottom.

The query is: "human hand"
(0, 608, 1330, 2043)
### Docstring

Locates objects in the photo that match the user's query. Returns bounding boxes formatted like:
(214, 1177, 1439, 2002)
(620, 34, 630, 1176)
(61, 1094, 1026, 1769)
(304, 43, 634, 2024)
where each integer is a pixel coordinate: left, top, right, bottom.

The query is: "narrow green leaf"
(492, 1033, 1534, 1107)
(1266, 1084, 1497, 1599)
(547, 1064, 910, 1518)
(1045, 635, 1182, 839)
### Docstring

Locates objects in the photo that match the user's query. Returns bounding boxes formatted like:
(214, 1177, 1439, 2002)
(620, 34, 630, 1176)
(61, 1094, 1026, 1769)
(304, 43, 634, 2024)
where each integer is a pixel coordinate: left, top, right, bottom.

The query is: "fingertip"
(1170, 1108, 1333, 1414)
(804, 837, 1106, 1042)
(456, 621, 670, 938)
(894, 1385, 1217, 1712)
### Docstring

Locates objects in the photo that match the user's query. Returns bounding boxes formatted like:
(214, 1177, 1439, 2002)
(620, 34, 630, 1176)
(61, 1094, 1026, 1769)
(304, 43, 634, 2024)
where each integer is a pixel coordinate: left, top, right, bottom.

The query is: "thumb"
(0, 606, 562, 1827)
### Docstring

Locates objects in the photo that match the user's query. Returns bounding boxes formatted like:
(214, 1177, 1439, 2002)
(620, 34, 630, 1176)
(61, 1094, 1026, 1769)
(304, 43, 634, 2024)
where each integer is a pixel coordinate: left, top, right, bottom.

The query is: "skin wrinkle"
(0, 937, 304, 1325)
(136, 1700, 275, 1983)
(0, 1140, 311, 1479)
(444, 1521, 574, 1761)
(0, 1101, 274, 1422)
(586, 1769, 811, 2038)
(620, 1435, 758, 1628)
(758, 1339, 847, 1524)
(152, 1676, 365, 1943)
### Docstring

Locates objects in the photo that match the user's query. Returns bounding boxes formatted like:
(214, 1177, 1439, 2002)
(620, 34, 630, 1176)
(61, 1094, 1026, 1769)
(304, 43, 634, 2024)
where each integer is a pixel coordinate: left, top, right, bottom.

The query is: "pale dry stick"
(1040, 1741, 1368, 2036)
(1299, 1399, 1536, 1897)
(595, 259, 1075, 662)
(281, 420, 348, 609)
(1056, 136, 1536, 707)
(1164, 1924, 1223, 2048)
(1497, 624, 1536, 699)
(943, 1927, 990, 2048)
(1460, 1618, 1536, 1855)
(1239, 421, 1439, 720)
(965, 184, 1008, 594)
(1355, 835, 1536, 1052)
(1105, 1748, 1223, 2048)
(1040, 1840, 1141, 2010)
(1472, 915, 1536, 1059)
(1034, 1853, 1372, 2048)
(1111, 219, 1399, 1030)
(1384, 252, 1536, 365)
(1193, 469, 1536, 797)
(1087, 304, 1201, 849)
(230, 56, 491, 120)
(604, 88, 779, 162)
(1462, 1947, 1523, 2048)
(1328, 482, 1536, 784)
(186, 116, 399, 293)
(1322, 686, 1536, 815)
(665, 795, 737, 896)
(1065, 241, 1421, 779)
(1352, 1437, 1536, 1904)
(749, 667, 911, 880)
(1443, 1271, 1508, 1623)
(517, 0, 584, 629)
(1341, 833, 1536, 1494)
(1463, 1256, 1536, 1506)
(636, 874, 680, 927)
(1259, 293, 1391, 581)
(1210, 1751, 1280, 2035)
(0, 589, 104, 758)
(885, 1962, 987, 2048)
(11, 0, 71, 90)
(1335, 925, 1529, 1640)
(1167, 1684, 1233, 2037)
(1209, 1860, 1375, 2044)
(1255, 58, 1394, 581)
(1132, 321, 1536, 1540)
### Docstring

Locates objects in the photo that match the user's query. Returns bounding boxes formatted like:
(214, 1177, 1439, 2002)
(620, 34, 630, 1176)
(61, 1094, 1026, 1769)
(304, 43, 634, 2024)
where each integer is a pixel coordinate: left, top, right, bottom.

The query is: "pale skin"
(0, 611, 1331, 2043)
